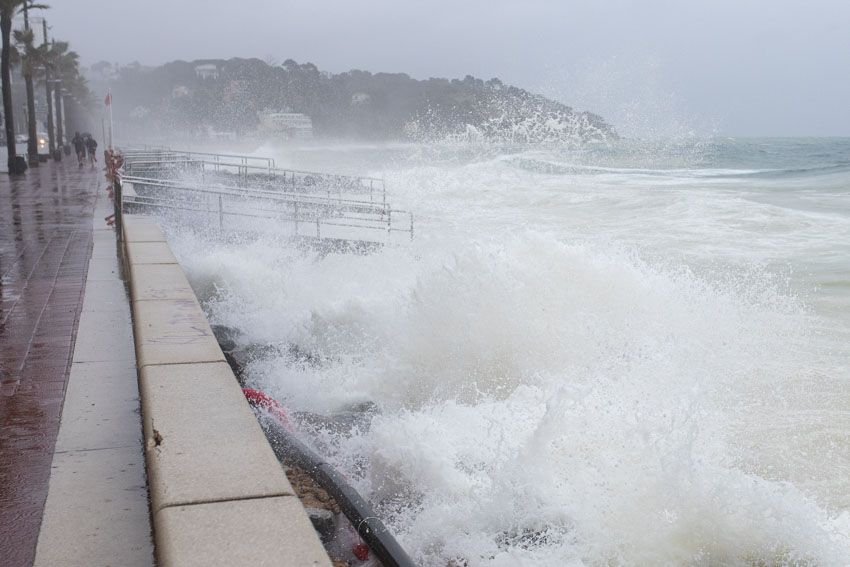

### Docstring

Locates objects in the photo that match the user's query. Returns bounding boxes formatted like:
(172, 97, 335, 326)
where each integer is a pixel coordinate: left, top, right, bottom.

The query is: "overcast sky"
(46, 0, 850, 137)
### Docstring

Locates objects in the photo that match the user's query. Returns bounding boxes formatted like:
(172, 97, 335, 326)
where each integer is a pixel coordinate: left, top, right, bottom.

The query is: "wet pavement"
(0, 163, 99, 567)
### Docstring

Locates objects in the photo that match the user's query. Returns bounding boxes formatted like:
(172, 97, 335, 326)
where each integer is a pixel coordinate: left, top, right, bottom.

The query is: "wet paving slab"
(0, 163, 100, 567)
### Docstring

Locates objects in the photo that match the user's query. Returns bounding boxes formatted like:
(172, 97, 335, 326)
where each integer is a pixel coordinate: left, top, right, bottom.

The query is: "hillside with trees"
(88, 58, 617, 144)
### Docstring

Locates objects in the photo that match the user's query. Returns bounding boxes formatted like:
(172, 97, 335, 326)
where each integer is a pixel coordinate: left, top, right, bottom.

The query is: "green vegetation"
(93, 58, 616, 143)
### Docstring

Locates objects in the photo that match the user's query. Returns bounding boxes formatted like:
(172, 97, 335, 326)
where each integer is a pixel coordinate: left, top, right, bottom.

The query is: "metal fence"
(121, 149, 387, 203)
(118, 147, 412, 244)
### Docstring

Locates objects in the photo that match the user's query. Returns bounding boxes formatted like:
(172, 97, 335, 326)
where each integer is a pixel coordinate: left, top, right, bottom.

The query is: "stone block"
(122, 214, 166, 243)
(126, 241, 177, 265)
(155, 497, 331, 567)
(140, 362, 292, 512)
(130, 263, 196, 302)
(133, 299, 224, 367)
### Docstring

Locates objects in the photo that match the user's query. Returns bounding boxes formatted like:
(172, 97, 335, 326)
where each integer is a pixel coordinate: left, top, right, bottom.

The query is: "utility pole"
(22, 2, 38, 167)
(41, 18, 55, 158)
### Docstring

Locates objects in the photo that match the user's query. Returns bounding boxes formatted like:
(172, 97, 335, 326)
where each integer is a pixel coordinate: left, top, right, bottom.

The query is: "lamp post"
(58, 86, 69, 155)
(38, 19, 56, 158)
(48, 78, 62, 159)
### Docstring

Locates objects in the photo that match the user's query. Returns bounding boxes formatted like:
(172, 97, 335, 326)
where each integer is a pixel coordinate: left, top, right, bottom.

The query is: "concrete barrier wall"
(121, 215, 331, 567)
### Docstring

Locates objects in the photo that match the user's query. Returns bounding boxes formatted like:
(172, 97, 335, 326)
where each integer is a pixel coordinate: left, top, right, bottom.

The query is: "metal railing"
(122, 151, 387, 203)
(118, 148, 412, 244)
(121, 148, 275, 171)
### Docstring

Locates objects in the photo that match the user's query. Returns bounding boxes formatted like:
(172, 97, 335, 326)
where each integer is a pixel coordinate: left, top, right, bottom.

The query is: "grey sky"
(47, 0, 850, 137)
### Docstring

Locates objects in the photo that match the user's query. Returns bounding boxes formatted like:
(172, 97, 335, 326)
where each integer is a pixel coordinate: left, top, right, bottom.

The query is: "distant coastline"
(85, 58, 617, 143)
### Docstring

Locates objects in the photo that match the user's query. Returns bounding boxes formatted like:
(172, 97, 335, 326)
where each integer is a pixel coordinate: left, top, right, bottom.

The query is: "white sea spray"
(169, 138, 850, 565)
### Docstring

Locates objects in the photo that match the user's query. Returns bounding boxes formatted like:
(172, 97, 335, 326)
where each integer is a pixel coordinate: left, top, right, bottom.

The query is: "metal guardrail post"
(114, 178, 123, 240)
(218, 194, 224, 230)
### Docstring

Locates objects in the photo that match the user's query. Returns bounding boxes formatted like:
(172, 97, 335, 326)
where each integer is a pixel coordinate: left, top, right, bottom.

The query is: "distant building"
(257, 111, 313, 139)
(172, 85, 190, 98)
(194, 64, 219, 80)
(351, 92, 371, 106)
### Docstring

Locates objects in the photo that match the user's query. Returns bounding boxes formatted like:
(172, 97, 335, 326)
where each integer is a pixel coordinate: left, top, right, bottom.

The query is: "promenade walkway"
(0, 162, 152, 566)
(0, 158, 325, 566)
(0, 163, 98, 566)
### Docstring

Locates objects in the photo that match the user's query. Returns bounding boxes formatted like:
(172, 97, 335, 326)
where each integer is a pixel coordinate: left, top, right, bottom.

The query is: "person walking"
(84, 135, 98, 168)
(71, 132, 85, 167)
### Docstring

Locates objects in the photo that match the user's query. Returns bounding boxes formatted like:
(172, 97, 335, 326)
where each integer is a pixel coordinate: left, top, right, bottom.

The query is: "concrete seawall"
(121, 214, 331, 566)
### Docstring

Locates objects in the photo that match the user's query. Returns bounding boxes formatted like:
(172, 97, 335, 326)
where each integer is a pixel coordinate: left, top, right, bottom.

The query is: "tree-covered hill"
(89, 58, 617, 143)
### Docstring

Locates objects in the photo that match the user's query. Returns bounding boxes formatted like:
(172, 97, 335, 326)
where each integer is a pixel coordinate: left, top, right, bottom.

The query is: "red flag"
(104, 91, 112, 106)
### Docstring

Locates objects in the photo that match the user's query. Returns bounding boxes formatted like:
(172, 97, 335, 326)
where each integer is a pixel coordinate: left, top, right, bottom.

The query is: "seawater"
(170, 137, 850, 565)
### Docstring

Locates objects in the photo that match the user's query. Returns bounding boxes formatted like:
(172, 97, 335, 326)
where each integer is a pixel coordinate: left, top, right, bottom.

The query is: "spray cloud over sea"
(168, 137, 850, 565)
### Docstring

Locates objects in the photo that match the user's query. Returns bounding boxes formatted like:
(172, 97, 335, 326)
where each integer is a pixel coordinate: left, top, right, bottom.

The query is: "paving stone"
(0, 165, 99, 566)
(86, 255, 122, 282)
(54, 361, 142, 453)
(79, 279, 128, 312)
(33, 446, 153, 567)
(73, 308, 135, 363)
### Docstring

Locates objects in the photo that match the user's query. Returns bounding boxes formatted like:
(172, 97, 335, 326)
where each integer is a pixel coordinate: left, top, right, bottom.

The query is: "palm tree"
(0, 0, 46, 173)
(37, 39, 76, 154)
(15, 24, 37, 166)
(1, 0, 23, 172)
(17, 2, 48, 167)
(32, 38, 65, 158)
(52, 47, 91, 136)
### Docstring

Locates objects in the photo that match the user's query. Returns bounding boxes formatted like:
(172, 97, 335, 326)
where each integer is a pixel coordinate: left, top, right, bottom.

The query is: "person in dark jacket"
(84, 136, 98, 167)
(72, 132, 85, 167)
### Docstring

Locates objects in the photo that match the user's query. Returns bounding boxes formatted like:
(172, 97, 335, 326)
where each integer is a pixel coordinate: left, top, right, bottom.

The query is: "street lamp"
(34, 64, 56, 156)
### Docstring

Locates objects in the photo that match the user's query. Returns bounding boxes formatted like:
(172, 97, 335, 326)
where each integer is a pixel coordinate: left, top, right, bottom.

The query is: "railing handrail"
(123, 154, 385, 187)
(122, 175, 389, 212)
(117, 146, 413, 242)
(119, 147, 275, 170)
(122, 182, 413, 241)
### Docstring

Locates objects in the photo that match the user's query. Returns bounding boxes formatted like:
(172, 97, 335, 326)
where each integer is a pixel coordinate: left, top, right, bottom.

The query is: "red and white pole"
(104, 89, 113, 150)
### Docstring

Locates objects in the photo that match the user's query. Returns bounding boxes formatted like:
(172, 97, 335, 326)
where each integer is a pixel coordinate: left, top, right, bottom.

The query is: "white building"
(257, 111, 313, 139)
(351, 92, 371, 105)
(194, 64, 219, 80)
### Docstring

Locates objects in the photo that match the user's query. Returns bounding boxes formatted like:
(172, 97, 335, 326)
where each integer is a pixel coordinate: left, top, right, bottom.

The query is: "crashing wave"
(405, 79, 618, 146)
